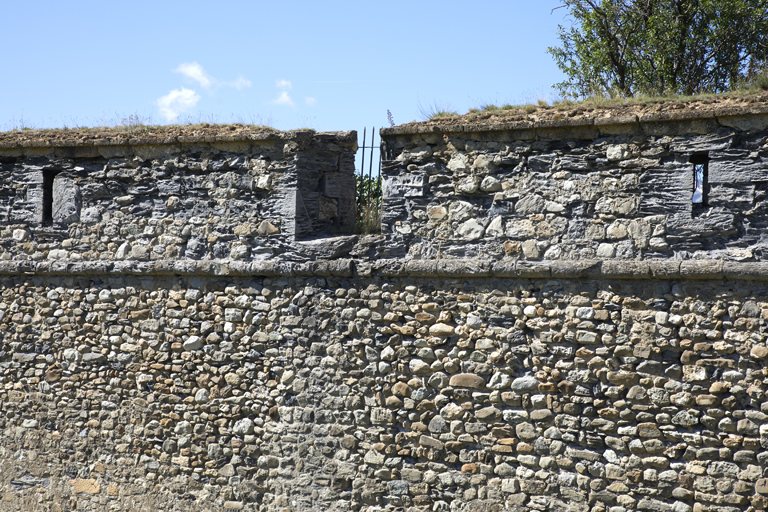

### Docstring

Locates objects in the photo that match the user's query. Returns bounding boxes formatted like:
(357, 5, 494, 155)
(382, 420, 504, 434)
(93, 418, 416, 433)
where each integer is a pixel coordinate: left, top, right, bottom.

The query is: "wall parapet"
(0, 129, 357, 263)
(379, 101, 768, 264)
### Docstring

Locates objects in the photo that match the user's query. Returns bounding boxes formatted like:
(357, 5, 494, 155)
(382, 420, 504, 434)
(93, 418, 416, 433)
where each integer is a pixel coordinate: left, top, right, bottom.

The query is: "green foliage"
(548, 0, 768, 98)
(355, 174, 382, 234)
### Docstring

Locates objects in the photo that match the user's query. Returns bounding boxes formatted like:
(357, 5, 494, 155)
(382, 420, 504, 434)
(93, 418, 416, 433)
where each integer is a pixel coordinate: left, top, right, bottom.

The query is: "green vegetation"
(547, 0, 768, 98)
(355, 174, 382, 234)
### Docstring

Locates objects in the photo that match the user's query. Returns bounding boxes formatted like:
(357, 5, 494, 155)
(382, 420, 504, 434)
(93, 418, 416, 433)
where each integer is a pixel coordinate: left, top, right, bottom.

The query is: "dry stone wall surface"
(0, 130, 357, 263)
(2, 110, 768, 512)
(3, 269, 768, 512)
(379, 113, 768, 262)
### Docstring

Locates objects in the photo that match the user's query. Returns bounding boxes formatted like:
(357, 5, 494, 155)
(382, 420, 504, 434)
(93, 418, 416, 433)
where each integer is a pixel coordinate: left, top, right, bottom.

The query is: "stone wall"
(2, 110, 768, 512)
(379, 109, 768, 262)
(0, 129, 357, 263)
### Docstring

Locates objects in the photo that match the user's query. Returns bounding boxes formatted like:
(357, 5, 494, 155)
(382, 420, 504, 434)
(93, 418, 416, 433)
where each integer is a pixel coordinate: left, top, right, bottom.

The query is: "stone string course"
(1, 107, 768, 512)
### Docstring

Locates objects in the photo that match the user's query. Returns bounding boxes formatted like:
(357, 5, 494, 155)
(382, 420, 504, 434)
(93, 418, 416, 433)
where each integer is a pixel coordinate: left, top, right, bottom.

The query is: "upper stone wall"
(379, 101, 768, 263)
(0, 128, 357, 263)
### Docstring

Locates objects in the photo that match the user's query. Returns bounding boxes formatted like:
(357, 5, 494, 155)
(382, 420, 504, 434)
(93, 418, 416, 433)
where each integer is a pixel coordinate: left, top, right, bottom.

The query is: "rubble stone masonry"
(1, 107, 768, 512)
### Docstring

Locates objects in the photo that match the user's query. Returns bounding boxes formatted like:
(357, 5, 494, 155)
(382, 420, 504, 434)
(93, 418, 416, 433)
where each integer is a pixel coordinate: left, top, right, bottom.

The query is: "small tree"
(548, 0, 768, 98)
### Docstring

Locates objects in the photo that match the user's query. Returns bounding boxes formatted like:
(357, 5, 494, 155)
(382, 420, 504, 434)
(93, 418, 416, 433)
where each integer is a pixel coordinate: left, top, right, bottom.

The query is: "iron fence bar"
(359, 127, 366, 209)
(368, 127, 375, 204)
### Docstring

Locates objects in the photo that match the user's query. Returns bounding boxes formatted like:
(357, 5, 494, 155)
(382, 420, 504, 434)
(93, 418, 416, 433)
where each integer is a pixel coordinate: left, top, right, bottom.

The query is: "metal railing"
(356, 127, 382, 233)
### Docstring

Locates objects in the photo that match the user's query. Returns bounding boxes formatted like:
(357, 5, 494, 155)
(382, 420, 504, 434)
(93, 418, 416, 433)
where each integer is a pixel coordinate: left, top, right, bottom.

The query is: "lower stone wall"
(1, 265, 768, 511)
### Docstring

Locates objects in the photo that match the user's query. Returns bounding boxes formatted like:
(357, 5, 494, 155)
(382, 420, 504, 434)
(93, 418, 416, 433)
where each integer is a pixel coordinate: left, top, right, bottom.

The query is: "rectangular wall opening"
(41, 169, 61, 225)
(690, 153, 709, 207)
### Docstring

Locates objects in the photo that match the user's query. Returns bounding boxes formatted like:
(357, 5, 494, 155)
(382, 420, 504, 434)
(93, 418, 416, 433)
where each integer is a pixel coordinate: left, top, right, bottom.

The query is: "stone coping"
(0, 128, 357, 151)
(1, 258, 767, 281)
(380, 103, 768, 136)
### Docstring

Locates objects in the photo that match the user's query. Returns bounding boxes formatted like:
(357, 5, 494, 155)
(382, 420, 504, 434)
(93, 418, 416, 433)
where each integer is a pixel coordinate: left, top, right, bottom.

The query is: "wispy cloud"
(156, 88, 200, 122)
(174, 62, 252, 91)
(305, 97, 316, 106)
(272, 79, 295, 107)
(156, 62, 252, 123)
(174, 62, 213, 89)
(273, 91, 294, 107)
(227, 77, 252, 90)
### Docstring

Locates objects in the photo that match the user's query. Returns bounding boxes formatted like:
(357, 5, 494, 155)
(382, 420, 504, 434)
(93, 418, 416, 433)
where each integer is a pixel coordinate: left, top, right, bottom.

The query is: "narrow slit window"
(41, 169, 60, 225)
(690, 153, 709, 205)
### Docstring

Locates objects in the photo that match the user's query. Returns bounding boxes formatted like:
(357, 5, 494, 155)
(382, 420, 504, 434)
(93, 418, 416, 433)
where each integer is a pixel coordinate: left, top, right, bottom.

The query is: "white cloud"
(228, 77, 252, 90)
(156, 88, 201, 122)
(174, 62, 213, 89)
(271, 79, 295, 107)
(305, 97, 316, 106)
(173, 62, 252, 92)
(272, 91, 295, 107)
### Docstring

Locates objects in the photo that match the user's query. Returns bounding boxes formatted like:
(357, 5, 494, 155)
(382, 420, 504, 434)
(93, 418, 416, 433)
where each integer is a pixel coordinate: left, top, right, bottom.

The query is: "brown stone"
(419, 435, 444, 450)
(429, 323, 454, 336)
(744, 437, 761, 450)
(461, 463, 479, 473)
(107, 484, 119, 496)
(538, 383, 558, 393)
(637, 423, 662, 438)
(680, 350, 697, 364)
(696, 358, 735, 369)
(415, 312, 436, 323)
(751, 346, 768, 359)
(530, 409, 554, 422)
(504, 241, 521, 255)
(45, 367, 62, 382)
(255, 220, 280, 236)
(516, 442, 534, 453)
(476, 406, 501, 422)
(340, 435, 357, 450)
(233, 223, 254, 236)
(416, 400, 435, 412)
(607, 371, 639, 386)
(130, 309, 152, 320)
(70, 479, 100, 494)
(385, 396, 403, 407)
(709, 382, 729, 394)
(695, 394, 719, 406)
(449, 373, 485, 389)
(392, 382, 412, 397)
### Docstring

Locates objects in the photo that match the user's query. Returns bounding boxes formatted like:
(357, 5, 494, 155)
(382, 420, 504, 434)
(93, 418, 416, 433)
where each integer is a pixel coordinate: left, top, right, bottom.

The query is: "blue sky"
(2, 0, 567, 133)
